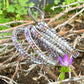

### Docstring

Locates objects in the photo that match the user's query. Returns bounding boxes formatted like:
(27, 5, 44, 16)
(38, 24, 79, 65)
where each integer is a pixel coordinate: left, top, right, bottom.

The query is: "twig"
(0, 23, 33, 33)
(0, 45, 7, 52)
(38, 65, 57, 80)
(24, 64, 37, 76)
(0, 19, 49, 26)
(54, 8, 84, 30)
(70, 65, 78, 77)
(48, 75, 84, 84)
(58, 29, 84, 35)
(51, 1, 84, 10)
(0, 38, 12, 44)
(0, 20, 30, 26)
(0, 75, 17, 84)
(0, 35, 25, 44)
(2, 50, 18, 65)
(68, 66, 71, 84)
(0, 18, 49, 33)
(43, 0, 46, 8)
(0, 35, 11, 39)
(0, 28, 84, 46)
(38, 72, 50, 82)
(47, 4, 84, 25)
(12, 56, 23, 79)
(0, 55, 20, 70)
(0, 47, 15, 56)
(12, 40, 30, 79)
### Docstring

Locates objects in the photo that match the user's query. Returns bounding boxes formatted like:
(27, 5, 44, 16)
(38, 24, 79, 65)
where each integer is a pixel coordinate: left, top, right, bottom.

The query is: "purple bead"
(25, 32, 29, 35)
(16, 44, 20, 49)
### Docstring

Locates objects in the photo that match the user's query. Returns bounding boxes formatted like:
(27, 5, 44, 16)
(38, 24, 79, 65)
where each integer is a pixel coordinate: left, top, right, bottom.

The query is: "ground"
(0, 14, 84, 84)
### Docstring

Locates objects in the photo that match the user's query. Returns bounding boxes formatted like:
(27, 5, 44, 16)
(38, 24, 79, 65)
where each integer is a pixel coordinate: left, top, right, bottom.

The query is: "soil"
(0, 14, 84, 84)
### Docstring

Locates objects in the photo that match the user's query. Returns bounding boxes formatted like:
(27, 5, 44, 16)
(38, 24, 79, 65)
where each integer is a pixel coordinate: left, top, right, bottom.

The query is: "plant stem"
(6, 0, 9, 8)
(3, 0, 6, 9)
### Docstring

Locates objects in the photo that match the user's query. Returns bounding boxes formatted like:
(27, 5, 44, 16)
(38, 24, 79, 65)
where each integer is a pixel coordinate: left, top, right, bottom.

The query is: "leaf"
(7, 5, 15, 13)
(62, 2, 66, 5)
(19, 0, 28, 6)
(60, 66, 66, 72)
(0, 10, 3, 14)
(6, 0, 9, 8)
(80, 0, 84, 1)
(0, 17, 10, 23)
(60, 66, 70, 73)
(54, 0, 60, 5)
(60, 72, 65, 80)
(16, 7, 27, 15)
(0, 3, 2, 7)
(44, 4, 55, 12)
(65, 67, 71, 72)
(28, 2, 35, 7)
(13, 0, 17, 4)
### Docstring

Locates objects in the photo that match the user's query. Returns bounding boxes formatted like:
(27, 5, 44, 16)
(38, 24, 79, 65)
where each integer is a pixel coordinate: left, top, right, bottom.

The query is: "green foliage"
(62, 0, 84, 13)
(0, 32, 12, 40)
(44, 4, 55, 12)
(0, 10, 3, 14)
(7, 5, 15, 13)
(0, 15, 10, 23)
(60, 72, 65, 81)
(59, 66, 71, 83)
(54, 0, 60, 5)
(60, 66, 71, 73)
(44, 4, 62, 18)
(0, 26, 9, 30)
(63, 0, 73, 5)
(63, 0, 84, 5)
(0, 0, 35, 23)
(44, 0, 84, 18)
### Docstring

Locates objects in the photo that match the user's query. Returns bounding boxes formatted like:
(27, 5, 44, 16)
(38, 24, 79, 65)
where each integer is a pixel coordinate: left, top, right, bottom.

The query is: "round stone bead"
(30, 42, 33, 45)
(23, 53, 28, 58)
(38, 35, 41, 38)
(16, 44, 20, 49)
(19, 49, 23, 54)
(32, 45, 35, 48)
(36, 50, 39, 53)
(25, 32, 29, 35)
(12, 37, 15, 40)
(27, 57, 31, 61)
(34, 47, 38, 50)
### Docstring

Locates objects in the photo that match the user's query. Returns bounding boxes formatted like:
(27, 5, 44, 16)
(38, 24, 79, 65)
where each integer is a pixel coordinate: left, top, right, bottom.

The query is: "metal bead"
(34, 47, 38, 50)
(38, 35, 41, 38)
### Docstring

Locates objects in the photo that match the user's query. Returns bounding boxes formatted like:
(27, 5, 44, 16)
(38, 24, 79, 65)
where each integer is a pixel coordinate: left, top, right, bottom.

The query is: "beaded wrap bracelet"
(36, 22, 79, 58)
(11, 6, 79, 65)
(28, 6, 79, 58)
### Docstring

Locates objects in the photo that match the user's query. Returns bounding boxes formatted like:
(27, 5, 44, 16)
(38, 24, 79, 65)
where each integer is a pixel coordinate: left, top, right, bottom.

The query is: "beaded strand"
(36, 22, 79, 58)
(25, 25, 57, 65)
(31, 27, 59, 64)
(31, 26, 65, 56)
(12, 28, 47, 64)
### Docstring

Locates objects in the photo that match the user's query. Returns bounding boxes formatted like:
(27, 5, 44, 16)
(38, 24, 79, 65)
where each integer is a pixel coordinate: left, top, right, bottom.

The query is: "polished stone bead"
(34, 47, 38, 50)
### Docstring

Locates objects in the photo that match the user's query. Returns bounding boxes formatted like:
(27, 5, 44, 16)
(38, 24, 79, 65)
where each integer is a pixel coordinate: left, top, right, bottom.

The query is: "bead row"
(41, 32, 75, 56)
(31, 28, 59, 64)
(37, 22, 79, 58)
(25, 25, 57, 65)
(32, 32, 51, 53)
(12, 28, 47, 64)
(30, 26, 65, 56)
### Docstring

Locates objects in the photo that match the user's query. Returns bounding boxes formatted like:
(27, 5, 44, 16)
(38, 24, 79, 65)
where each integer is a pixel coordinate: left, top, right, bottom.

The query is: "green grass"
(0, 26, 10, 30)
(0, 32, 12, 36)
(0, 32, 12, 40)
